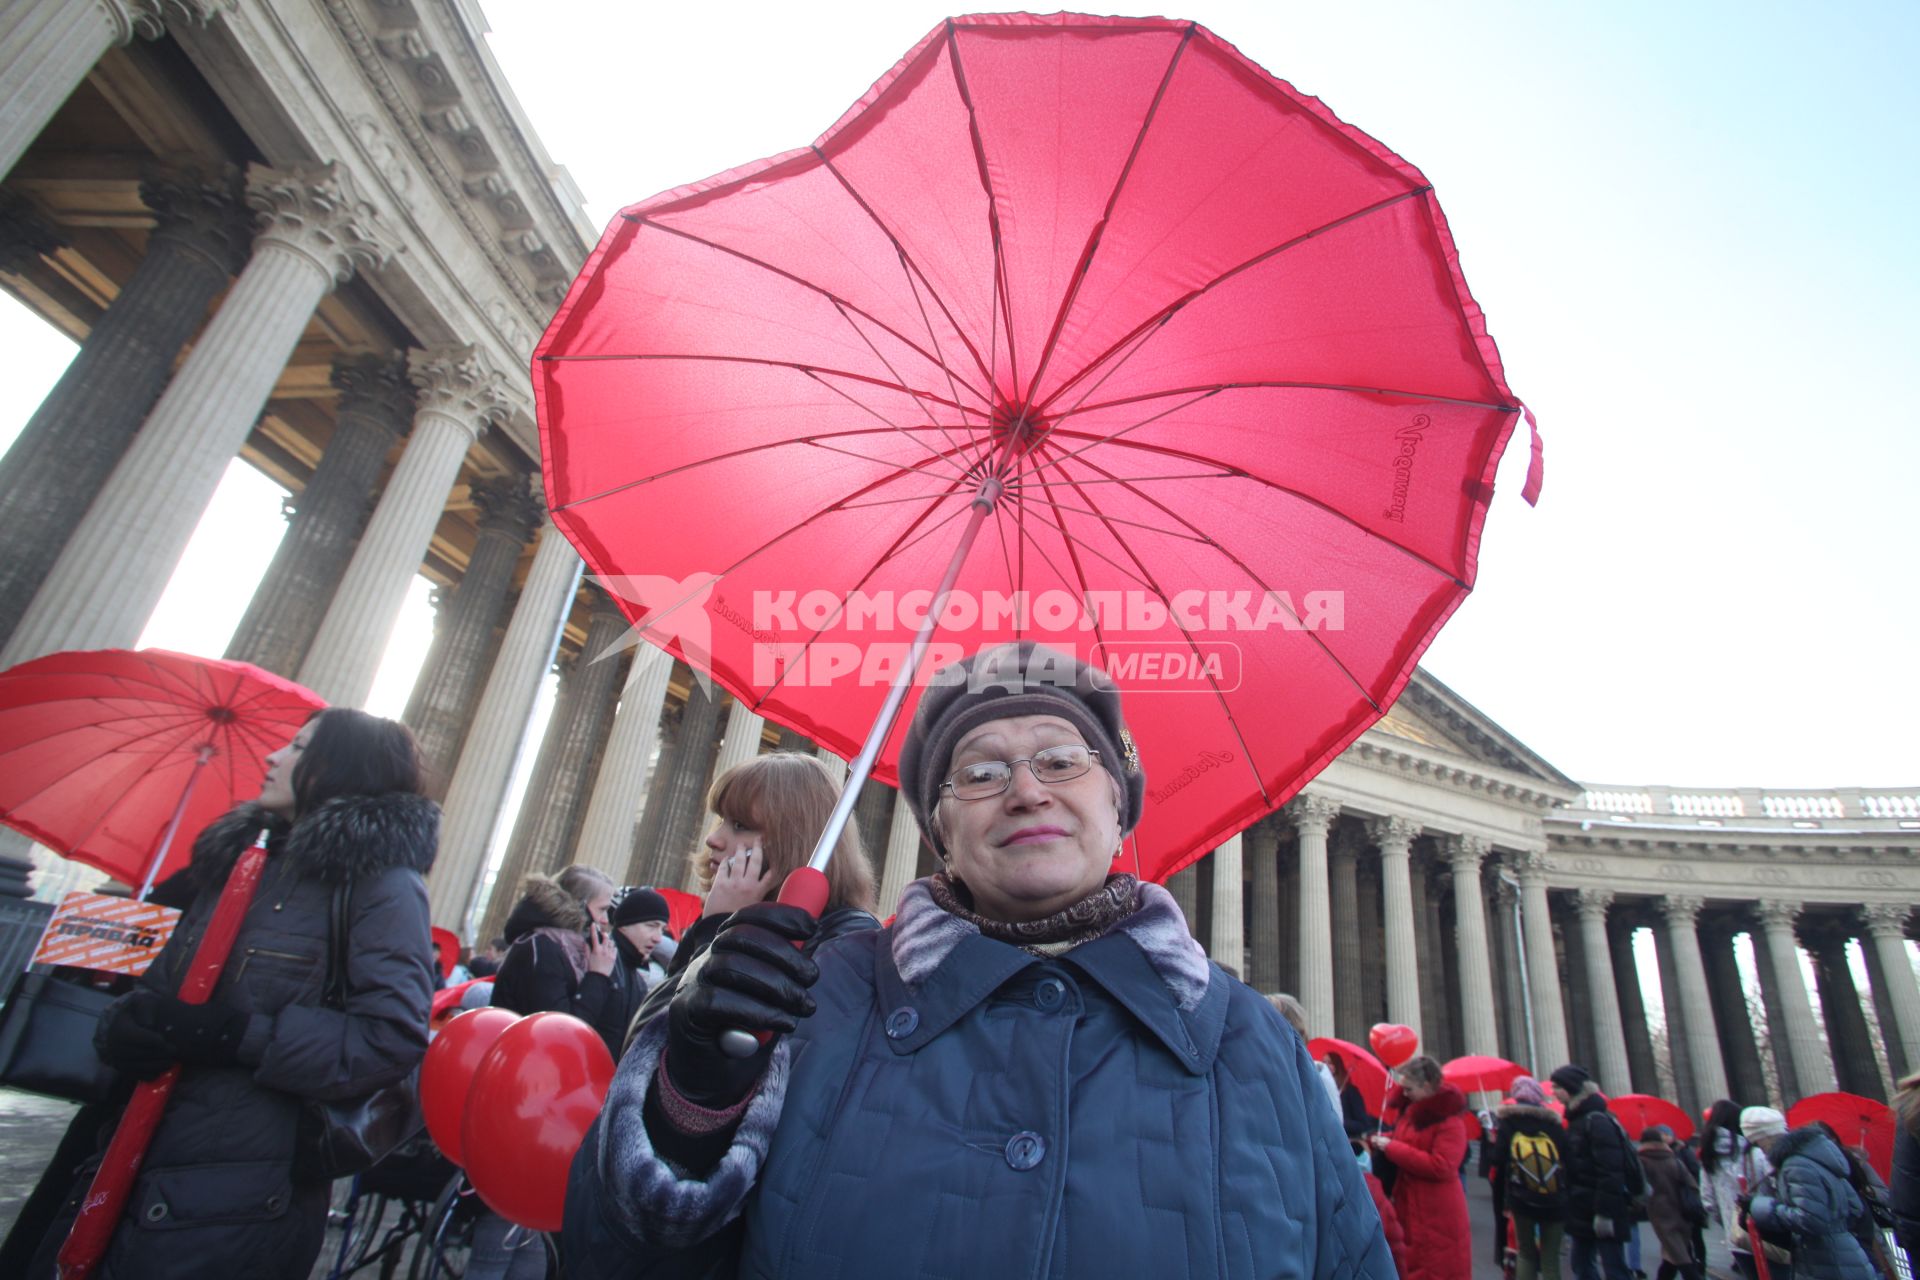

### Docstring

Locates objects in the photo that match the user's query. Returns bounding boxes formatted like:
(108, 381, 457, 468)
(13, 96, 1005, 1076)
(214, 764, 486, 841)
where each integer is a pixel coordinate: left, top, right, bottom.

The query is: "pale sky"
(2, 0, 1915, 793)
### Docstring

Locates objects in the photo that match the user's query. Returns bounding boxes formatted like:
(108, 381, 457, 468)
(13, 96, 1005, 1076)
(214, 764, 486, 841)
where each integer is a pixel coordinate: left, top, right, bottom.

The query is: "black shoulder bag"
(294, 880, 424, 1181)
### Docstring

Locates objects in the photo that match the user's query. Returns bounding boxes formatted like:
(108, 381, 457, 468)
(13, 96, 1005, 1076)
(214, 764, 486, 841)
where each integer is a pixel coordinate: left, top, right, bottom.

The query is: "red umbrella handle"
(58, 833, 271, 1279)
(716, 866, 829, 1059)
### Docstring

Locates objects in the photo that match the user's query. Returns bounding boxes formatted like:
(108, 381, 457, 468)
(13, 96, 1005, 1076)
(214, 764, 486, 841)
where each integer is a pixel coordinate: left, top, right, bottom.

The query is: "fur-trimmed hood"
(502, 873, 592, 943)
(1498, 1102, 1563, 1127)
(1405, 1082, 1469, 1128)
(190, 794, 438, 890)
(1772, 1124, 1853, 1179)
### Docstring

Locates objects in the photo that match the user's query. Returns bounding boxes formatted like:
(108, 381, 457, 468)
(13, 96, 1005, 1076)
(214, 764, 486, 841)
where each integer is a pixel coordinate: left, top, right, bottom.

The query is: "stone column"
(298, 347, 509, 706)
(1413, 856, 1454, 1056)
(708, 697, 766, 789)
(1515, 851, 1570, 1072)
(573, 646, 673, 882)
(1289, 794, 1340, 1037)
(1, 163, 394, 666)
(1863, 905, 1920, 1077)
(1609, 910, 1660, 1094)
(1660, 895, 1730, 1106)
(653, 683, 724, 887)
(0, 168, 249, 648)
(1247, 822, 1282, 992)
(876, 790, 923, 919)
(1805, 920, 1885, 1102)
(0, 1, 230, 180)
(1329, 829, 1362, 1039)
(1701, 917, 1768, 1106)
(427, 525, 581, 932)
(400, 475, 541, 779)
(1210, 834, 1244, 978)
(227, 354, 415, 675)
(1755, 900, 1836, 1097)
(1443, 834, 1501, 1056)
(1368, 816, 1423, 1033)
(1747, 916, 1800, 1106)
(1575, 890, 1634, 1095)
(1167, 863, 1201, 939)
(627, 692, 685, 887)
(475, 602, 628, 940)
(1492, 875, 1528, 1062)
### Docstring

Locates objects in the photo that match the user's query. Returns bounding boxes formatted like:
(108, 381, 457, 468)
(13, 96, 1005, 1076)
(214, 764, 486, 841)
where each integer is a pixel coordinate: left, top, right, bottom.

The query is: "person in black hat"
(564, 642, 1396, 1280)
(608, 886, 672, 996)
(1552, 1063, 1642, 1280)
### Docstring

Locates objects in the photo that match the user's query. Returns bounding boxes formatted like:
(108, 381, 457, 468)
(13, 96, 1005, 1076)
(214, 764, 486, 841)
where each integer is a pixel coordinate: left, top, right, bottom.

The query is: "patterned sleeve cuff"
(656, 1050, 756, 1134)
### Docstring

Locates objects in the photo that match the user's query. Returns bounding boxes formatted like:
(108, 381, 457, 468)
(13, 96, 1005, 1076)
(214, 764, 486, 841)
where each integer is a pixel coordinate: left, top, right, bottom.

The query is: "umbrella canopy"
(1307, 1036, 1387, 1115)
(0, 648, 324, 891)
(1788, 1091, 1895, 1182)
(1610, 1093, 1695, 1142)
(536, 12, 1541, 881)
(1442, 1054, 1528, 1095)
(653, 887, 704, 940)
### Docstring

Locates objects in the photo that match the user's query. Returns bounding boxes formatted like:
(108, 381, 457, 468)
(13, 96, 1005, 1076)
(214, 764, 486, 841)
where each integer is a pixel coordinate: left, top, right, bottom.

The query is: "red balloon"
(421, 1007, 519, 1166)
(463, 1012, 615, 1232)
(1368, 1023, 1419, 1068)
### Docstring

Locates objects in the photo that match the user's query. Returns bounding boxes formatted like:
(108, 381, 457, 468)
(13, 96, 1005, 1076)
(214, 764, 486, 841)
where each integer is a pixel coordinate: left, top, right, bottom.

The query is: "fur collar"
(890, 875, 1211, 1011)
(1405, 1082, 1468, 1128)
(1498, 1102, 1562, 1126)
(1771, 1125, 1850, 1177)
(189, 795, 438, 890)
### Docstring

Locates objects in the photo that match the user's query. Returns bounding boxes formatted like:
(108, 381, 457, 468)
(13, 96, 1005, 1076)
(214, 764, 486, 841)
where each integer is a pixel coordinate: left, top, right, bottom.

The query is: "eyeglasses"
(939, 744, 1101, 801)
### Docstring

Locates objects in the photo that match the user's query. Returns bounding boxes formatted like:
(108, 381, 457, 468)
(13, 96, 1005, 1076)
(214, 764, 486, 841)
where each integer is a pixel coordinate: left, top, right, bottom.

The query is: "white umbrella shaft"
(136, 744, 214, 901)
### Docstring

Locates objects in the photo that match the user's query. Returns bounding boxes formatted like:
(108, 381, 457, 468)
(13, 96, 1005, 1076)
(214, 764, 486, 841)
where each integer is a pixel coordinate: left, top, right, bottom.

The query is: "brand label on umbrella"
(31, 891, 180, 975)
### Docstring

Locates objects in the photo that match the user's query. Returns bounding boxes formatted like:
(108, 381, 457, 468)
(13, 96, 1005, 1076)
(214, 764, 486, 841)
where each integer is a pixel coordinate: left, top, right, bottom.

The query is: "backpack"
(1608, 1115, 1652, 1213)
(1508, 1129, 1564, 1207)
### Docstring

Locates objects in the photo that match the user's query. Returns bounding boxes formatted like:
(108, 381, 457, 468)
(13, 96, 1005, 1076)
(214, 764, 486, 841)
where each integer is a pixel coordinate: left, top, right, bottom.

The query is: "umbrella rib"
(537, 351, 974, 413)
(55, 717, 214, 859)
(636, 219, 990, 409)
(801, 437, 969, 483)
(943, 21, 1020, 395)
(1031, 429, 1468, 587)
(1009, 471, 1236, 489)
(801, 368, 980, 478)
(1034, 452, 1270, 804)
(1061, 380, 1518, 418)
(1004, 488, 1157, 595)
(1025, 23, 1196, 401)
(895, 241, 993, 462)
(552, 425, 978, 513)
(808, 144, 997, 393)
(1035, 186, 1433, 415)
(1058, 448, 1384, 713)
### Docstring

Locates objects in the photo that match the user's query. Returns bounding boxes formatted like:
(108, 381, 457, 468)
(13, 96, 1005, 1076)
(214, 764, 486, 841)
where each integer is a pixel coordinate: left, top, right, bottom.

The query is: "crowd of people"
(4, 642, 1919, 1280)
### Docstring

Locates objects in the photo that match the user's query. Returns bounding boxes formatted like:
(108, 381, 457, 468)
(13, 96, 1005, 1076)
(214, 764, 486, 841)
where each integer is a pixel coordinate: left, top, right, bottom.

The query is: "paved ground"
(3, 1085, 1736, 1278)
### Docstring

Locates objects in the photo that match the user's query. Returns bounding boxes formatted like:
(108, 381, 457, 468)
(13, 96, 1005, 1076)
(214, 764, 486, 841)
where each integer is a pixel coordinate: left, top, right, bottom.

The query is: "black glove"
(664, 903, 819, 1109)
(115, 989, 250, 1070)
(96, 990, 176, 1080)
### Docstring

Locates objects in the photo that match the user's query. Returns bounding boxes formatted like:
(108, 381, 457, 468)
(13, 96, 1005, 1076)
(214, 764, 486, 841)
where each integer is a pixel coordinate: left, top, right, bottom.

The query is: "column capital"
(331, 351, 415, 428)
(246, 162, 398, 284)
(117, 0, 236, 41)
(0, 191, 67, 274)
(1510, 847, 1551, 885)
(408, 344, 512, 436)
(140, 164, 250, 274)
(1286, 792, 1341, 835)
(1575, 887, 1614, 920)
(1659, 894, 1706, 927)
(1367, 814, 1420, 852)
(471, 474, 544, 545)
(1862, 903, 1915, 940)
(1755, 899, 1803, 932)
(1443, 832, 1491, 871)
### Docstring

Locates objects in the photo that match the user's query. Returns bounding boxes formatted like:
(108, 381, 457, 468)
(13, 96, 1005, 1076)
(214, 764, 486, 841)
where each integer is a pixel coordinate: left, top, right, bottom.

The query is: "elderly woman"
(563, 642, 1393, 1278)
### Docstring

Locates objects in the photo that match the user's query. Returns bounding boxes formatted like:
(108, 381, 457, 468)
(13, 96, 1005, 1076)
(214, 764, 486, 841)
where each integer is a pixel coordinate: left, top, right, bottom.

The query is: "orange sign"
(31, 891, 181, 976)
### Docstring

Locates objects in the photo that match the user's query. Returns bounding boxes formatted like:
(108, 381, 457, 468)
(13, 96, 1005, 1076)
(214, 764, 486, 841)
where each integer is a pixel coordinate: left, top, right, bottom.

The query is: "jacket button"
(884, 1006, 919, 1039)
(144, 1202, 168, 1223)
(1034, 978, 1065, 1010)
(1005, 1130, 1046, 1171)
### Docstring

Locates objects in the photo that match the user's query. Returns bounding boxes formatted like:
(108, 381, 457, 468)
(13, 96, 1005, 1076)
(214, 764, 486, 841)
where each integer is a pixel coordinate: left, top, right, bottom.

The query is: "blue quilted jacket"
(565, 878, 1393, 1280)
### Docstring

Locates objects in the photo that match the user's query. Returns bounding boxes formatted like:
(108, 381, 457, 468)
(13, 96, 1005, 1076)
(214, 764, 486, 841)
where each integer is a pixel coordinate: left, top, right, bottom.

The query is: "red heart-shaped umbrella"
(1610, 1093, 1694, 1141)
(1308, 1036, 1388, 1115)
(0, 648, 325, 896)
(1788, 1091, 1895, 1182)
(1442, 1054, 1528, 1095)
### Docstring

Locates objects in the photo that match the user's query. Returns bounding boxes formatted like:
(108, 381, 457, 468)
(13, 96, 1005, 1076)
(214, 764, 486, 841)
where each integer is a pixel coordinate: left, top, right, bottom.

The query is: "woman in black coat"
(31, 709, 438, 1280)
(490, 863, 632, 1059)
(627, 752, 879, 1038)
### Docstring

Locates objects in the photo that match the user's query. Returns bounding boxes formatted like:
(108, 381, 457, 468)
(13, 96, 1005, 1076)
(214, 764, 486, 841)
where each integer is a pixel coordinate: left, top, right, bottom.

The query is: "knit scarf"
(927, 871, 1141, 957)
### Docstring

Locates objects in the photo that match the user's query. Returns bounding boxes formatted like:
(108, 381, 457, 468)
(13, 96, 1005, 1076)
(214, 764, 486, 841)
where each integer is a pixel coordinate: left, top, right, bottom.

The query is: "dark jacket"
(624, 904, 881, 1049)
(1894, 1119, 1920, 1263)
(1750, 1126, 1876, 1280)
(563, 878, 1395, 1279)
(491, 874, 636, 1059)
(1562, 1087, 1636, 1237)
(1340, 1081, 1378, 1139)
(51, 796, 437, 1280)
(1379, 1084, 1473, 1280)
(1487, 1102, 1570, 1219)
(1638, 1141, 1701, 1266)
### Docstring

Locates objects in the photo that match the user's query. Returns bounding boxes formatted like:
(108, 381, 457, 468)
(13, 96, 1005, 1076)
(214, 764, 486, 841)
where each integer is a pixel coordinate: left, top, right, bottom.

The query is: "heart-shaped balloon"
(463, 1012, 615, 1232)
(1368, 1022, 1418, 1068)
(420, 1007, 519, 1165)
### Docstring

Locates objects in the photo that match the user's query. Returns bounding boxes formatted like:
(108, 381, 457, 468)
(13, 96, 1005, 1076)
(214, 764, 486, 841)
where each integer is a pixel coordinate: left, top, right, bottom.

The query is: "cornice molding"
(1347, 734, 1570, 812)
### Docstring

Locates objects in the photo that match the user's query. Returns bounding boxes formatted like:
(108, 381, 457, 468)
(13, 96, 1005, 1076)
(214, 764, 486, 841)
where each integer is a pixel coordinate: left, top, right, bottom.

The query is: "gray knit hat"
(897, 642, 1144, 860)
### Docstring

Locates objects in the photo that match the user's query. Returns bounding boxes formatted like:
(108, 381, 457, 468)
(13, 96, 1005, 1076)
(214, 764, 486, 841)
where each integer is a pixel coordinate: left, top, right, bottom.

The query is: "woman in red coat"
(1371, 1055, 1474, 1280)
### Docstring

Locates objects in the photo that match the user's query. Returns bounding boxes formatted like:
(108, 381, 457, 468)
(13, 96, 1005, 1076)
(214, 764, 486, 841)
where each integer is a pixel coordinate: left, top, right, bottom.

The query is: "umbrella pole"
(57, 830, 271, 1279)
(801, 477, 1003, 874)
(134, 744, 215, 901)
